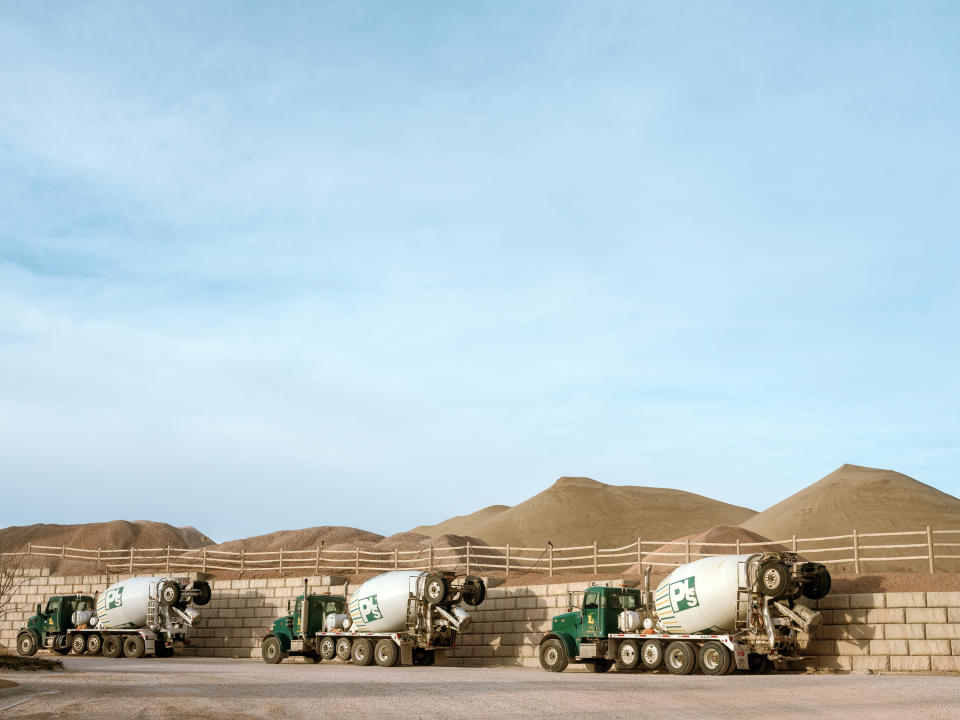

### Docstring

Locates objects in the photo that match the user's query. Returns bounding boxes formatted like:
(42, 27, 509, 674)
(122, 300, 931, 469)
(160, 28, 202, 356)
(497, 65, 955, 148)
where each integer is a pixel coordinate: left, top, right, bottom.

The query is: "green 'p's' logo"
(105, 587, 124, 609)
(358, 595, 382, 622)
(668, 578, 698, 613)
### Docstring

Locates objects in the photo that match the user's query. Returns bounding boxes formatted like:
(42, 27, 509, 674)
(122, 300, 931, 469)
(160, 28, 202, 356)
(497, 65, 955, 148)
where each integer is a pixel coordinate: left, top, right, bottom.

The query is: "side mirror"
(36, 604, 42, 615)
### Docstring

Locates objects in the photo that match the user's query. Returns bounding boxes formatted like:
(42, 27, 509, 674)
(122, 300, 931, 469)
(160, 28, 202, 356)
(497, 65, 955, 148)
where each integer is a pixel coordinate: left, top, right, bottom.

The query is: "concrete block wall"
(2, 573, 959, 672)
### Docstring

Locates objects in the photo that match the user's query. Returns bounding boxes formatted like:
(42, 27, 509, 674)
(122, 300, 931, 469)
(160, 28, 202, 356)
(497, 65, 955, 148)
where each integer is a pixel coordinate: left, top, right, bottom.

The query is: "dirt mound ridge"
(412, 505, 511, 538)
(214, 526, 385, 553)
(416, 476, 757, 548)
(624, 525, 786, 577)
(741, 464, 960, 572)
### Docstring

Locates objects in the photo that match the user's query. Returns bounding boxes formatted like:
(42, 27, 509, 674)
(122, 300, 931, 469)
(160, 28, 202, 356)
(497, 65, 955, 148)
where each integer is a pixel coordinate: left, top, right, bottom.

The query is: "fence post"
(549, 544, 554, 577)
(685, 537, 691, 564)
(355, 547, 360, 575)
(736, 539, 740, 555)
(429, 546, 434, 571)
(394, 548, 399, 571)
(466, 542, 472, 575)
(927, 526, 935, 573)
(241, 549, 245, 576)
(506, 545, 510, 576)
(61, 545, 66, 559)
(792, 534, 797, 553)
(28, 543, 32, 556)
(97, 547, 101, 565)
(593, 541, 598, 574)
(202, 546, 207, 574)
(637, 538, 643, 571)
(852, 529, 860, 575)
(129, 547, 134, 573)
(315, 546, 320, 575)
(165, 546, 170, 575)
(279, 547, 284, 574)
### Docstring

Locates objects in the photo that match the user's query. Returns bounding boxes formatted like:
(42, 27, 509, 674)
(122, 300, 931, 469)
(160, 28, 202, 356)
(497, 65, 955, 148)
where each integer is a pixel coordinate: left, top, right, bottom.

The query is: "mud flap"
(734, 644, 751, 670)
(400, 644, 413, 666)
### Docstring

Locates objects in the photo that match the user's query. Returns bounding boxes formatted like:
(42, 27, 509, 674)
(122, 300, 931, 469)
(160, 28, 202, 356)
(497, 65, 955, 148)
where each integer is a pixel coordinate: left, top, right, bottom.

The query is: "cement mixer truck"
(261, 570, 486, 666)
(539, 552, 831, 675)
(16, 576, 211, 659)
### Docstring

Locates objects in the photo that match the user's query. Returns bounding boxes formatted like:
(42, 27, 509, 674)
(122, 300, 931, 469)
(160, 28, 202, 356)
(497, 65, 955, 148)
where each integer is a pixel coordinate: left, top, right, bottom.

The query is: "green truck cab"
(540, 584, 644, 673)
(261, 591, 347, 663)
(17, 594, 96, 656)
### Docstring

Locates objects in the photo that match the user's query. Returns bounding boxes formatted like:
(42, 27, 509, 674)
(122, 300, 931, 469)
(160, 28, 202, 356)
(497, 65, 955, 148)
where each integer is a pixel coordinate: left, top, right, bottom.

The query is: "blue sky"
(1, 2, 957, 542)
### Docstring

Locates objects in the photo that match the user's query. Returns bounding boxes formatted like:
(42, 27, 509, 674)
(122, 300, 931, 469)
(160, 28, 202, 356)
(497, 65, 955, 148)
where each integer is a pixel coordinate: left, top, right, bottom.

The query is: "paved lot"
(1, 657, 959, 720)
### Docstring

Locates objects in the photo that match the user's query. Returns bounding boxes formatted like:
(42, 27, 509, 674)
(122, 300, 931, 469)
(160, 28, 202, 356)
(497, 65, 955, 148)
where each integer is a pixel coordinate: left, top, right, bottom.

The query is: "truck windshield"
(609, 593, 639, 611)
(45, 599, 60, 615)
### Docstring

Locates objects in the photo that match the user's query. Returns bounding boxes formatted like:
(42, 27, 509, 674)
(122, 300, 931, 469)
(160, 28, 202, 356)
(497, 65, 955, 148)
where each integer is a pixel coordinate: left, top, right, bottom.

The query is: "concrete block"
(848, 594, 886, 609)
(851, 656, 889, 671)
(883, 624, 924, 640)
(842, 625, 883, 640)
(818, 595, 849, 609)
(931, 657, 960, 672)
(886, 592, 926, 608)
(869, 640, 908, 655)
(908, 640, 951, 655)
(835, 640, 870, 656)
(802, 640, 835, 656)
(816, 625, 845, 639)
(924, 624, 960, 639)
(906, 608, 946, 623)
(925, 592, 960, 607)
(890, 656, 931, 671)
(866, 608, 905, 624)
(819, 655, 852, 670)
(948, 608, 960, 623)
(953, 640, 960, 655)
(826, 609, 869, 624)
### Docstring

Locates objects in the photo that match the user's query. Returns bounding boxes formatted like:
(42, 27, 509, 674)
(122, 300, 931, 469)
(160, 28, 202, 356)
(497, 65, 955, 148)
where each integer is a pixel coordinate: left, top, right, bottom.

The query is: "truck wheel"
(757, 560, 790, 598)
(16, 632, 38, 657)
(155, 643, 174, 657)
(698, 641, 731, 675)
(191, 580, 212, 606)
(802, 569, 832, 600)
(747, 653, 771, 674)
(86, 634, 102, 655)
(538, 639, 568, 673)
(261, 636, 283, 664)
(641, 639, 663, 670)
(352, 638, 374, 666)
(305, 653, 322, 664)
(123, 635, 146, 659)
(617, 640, 640, 670)
(319, 637, 336, 660)
(159, 581, 181, 605)
(374, 639, 399, 667)
(335, 637, 353, 661)
(71, 633, 87, 654)
(461, 576, 486, 607)
(664, 641, 697, 675)
(412, 648, 435, 666)
(585, 659, 613, 673)
(52, 635, 70, 655)
(101, 635, 122, 658)
(423, 573, 447, 605)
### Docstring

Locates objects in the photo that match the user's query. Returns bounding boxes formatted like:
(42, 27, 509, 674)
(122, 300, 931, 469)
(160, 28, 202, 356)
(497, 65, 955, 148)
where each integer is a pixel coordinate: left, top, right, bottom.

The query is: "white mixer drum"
(95, 577, 166, 629)
(347, 571, 425, 633)
(654, 554, 757, 634)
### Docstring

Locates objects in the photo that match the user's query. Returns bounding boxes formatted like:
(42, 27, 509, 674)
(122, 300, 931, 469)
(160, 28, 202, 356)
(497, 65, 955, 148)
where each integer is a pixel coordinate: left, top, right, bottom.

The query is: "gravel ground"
(1, 657, 958, 720)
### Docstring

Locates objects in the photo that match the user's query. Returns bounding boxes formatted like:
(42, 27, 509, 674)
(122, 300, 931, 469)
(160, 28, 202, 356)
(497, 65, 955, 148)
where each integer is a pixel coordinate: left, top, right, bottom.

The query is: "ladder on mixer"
(735, 559, 751, 631)
(146, 598, 159, 629)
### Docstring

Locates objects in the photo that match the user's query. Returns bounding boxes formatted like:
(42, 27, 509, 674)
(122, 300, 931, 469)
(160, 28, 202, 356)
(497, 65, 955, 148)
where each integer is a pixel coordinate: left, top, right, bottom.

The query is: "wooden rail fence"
(4, 527, 959, 577)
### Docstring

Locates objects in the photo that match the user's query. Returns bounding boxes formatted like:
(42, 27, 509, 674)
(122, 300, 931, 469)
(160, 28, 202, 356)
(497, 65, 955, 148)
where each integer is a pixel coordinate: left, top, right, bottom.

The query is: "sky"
(1, 2, 958, 543)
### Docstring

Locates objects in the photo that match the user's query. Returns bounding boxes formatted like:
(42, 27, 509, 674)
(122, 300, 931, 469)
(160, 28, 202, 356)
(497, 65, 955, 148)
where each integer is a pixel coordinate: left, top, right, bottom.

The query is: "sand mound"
(0, 520, 214, 574)
(416, 477, 756, 549)
(741, 464, 960, 572)
(215, 526, 385, 553)
(623, 526, 786, 575)
(412, 505, 511, 538)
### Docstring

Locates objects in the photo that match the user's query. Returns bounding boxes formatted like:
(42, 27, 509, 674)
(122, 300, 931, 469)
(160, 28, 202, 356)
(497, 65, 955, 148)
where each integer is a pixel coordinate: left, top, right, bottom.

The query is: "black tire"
(539, 638, 568, 673)
(374, 639, 399, 667)
(159, 581, 181, 605)
(412, 648, 435, 666)
(335, 637, 353, 661)
(757, 560, 790, 598)
(101, 635, 122, 659)
(617, 640, 640, 670)
(123, 635, 146, 659)
(305, 653, 322, 664)
(16, 631, 38, 657)
(585, 659, 613, 673)
(747, 653, 772, 674)
(423, 573, 447, 605)
(352, 639, 374, 666)
(640, 639, 663, 670)
(461, 576, 486, 607)
(261, 636, 283, 664)
(319, 636, 336, 661)
(71, 633, 87, 654)
(86, 634, 102, 655)
(192, 580, 212, 606)
(155, 643, 174, 657)
(51, 635, 70, 655)
(664, 641, 697, 675)
(698, 641, 731, 676)
(803, 569, 832, 600)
